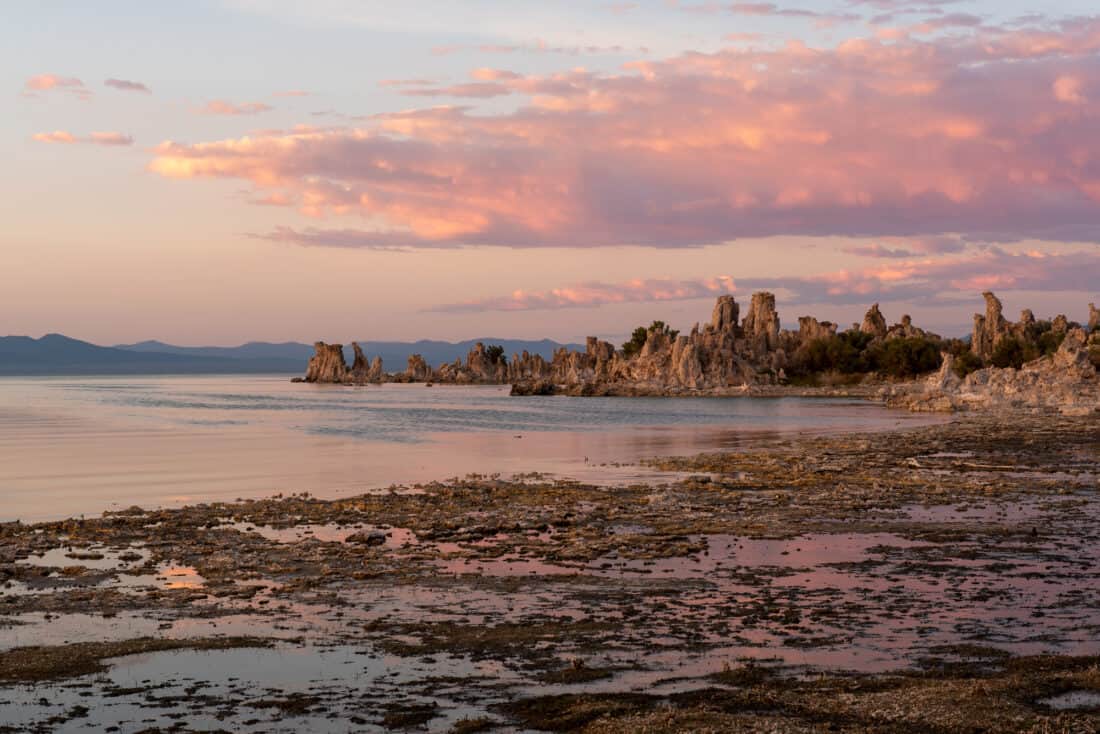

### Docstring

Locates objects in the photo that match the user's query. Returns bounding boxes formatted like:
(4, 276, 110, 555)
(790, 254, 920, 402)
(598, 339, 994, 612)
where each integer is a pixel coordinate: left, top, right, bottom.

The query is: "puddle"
(230, 522, 418, 550)
(901, 502, 1048, 524)
(1038, 690, 1100, 711)
(17, 544, 150, 571)
(0, 643, 510, 733)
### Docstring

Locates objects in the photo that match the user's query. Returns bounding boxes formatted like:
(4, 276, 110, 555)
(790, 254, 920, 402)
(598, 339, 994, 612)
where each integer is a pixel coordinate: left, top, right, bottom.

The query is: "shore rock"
(404, 354, 432, 382)
(304, 343, 349, 384)
(294, 292, 1097, 410)
(798, 317, 837, 343)
(972, 292, 1009, 361)
(890, 328, 1098, 414)
(860, 304, 888, 340)
(742, 292, 781, 352)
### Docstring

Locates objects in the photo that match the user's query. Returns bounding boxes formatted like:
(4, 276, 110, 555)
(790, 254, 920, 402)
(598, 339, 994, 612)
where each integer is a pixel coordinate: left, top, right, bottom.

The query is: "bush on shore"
(622, 321, 679, 358)
(865, 337, 943, 379)
(788, 333, 944, 381)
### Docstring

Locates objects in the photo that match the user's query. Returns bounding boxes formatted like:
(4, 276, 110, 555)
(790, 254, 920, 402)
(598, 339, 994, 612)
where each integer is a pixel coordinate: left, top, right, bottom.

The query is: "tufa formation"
(294, 291, 1098, 406)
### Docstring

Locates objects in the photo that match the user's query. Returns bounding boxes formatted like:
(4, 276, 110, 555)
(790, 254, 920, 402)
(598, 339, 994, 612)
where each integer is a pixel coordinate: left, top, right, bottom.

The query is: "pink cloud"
(399, 82, 512, 98)
(430, 276, 736, 312)
(272, 90, 311, 97)
(24, 75, 89, 99)
(32, 131, 77, 144)
(150, 18, 1100, 249)
(742, 249, 1100, 306)
(104, 78, 151, 94)
(201, 100, 274, 116)
(32, 130, 133, 146)
(471, 68, 523, 81)
(1054, 75, 1087, 104)
(436, 250, 1100, 313)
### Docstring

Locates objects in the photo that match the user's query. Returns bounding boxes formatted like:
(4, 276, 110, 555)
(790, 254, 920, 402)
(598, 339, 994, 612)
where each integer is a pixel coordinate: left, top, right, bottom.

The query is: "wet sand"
(1, 412, 1098, 732)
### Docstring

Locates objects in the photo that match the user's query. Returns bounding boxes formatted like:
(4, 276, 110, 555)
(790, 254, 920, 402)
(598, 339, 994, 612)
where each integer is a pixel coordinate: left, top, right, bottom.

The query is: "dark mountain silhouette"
(0, 334, 582, 376)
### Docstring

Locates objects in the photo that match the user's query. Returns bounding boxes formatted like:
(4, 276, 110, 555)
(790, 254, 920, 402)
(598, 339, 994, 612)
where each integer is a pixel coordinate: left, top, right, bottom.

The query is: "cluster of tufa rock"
(890, 327, 1098, 415)
(294, 291, 957, 395)
(882, 291, 1100, 415)
(970, 291, 1075, 363)
(293, 342, 384, 385)
(294, 291, 1098, 406)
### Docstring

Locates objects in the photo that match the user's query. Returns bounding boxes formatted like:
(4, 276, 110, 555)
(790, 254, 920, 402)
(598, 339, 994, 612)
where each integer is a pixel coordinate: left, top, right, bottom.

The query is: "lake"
(0, 376, 936, 522)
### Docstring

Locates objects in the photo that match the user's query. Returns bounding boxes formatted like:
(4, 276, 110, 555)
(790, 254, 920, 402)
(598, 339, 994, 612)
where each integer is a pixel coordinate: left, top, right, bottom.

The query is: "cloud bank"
(33, 131, 134, 146)
(430, 250, 1100, 313)
(431, 276, 736, 312)
(150, 18, 1100, 249)
(201, 100, 274, 116)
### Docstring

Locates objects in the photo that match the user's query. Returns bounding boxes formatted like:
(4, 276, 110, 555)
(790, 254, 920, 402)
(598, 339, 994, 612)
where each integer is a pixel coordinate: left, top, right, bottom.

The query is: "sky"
(2, 0, 1099, 345)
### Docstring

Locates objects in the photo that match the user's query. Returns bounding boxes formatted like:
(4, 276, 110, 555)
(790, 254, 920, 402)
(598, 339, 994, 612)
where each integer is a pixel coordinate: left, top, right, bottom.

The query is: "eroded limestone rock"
(304, 343, 349, 383)
(798, 317, 837, 343)
(892, 328, 1098, 415)
(405, 354, 432, 382)
(972, 291, 1009, 361)
(861, 304, 888, 340)
(742, 292, 780, 351)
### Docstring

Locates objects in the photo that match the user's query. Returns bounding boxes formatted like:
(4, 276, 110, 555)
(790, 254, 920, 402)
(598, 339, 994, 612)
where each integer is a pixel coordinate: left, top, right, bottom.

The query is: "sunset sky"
(3, 0, 1099, 345)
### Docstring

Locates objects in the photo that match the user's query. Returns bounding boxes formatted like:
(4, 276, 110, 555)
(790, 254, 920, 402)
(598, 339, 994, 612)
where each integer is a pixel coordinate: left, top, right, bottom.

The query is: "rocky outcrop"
(886, 315, 933, 341)
(890, 328, 1098, 415)
(348, 343, 372, 383)
(508, 293, 775, 395)
(861, 304, 888, 340)
(298, 342, 377, 384)
(404, 354, 432, 382)
(296, 292, 1096, 404)
(368, 356, 384, 383)
(972, 291, 1009, 361)
(1089, 303, 1099, 334)
(302, 342, 349, 383)
(711, 295, 740, 333)
(434, 342, 508, 384)
(798, 317, 837, 343)
(742, 292, 780, 351)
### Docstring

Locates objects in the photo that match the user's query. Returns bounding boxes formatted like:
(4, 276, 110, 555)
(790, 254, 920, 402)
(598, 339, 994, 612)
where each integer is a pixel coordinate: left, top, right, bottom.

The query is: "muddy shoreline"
(2, 412, 1099, 732)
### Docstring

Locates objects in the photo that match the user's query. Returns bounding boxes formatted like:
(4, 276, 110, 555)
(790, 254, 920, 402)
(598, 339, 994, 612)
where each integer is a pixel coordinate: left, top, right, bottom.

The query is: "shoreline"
(3, 410, 1099, 731)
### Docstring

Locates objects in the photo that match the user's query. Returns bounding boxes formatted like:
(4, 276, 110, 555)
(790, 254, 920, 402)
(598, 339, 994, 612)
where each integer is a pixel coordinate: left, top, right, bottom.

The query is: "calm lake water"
(0, 376, 937, 521)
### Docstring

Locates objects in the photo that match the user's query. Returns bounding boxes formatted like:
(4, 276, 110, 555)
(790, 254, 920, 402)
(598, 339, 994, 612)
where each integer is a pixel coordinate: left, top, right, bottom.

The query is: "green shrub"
(989, 337, 1036, 369)
(622, 321, 679, 358)
(485, 344, 506, 365)
(1035, 330, 1065, 357)
(1089, 346, 1100, 370)
(952, 351, 984, 378)
(789, 333, 869, 377)
(867, 337, 943, 379)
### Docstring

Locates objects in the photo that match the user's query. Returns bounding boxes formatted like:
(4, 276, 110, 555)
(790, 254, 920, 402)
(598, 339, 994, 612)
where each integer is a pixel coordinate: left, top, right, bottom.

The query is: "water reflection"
(0, 377, 942, 522)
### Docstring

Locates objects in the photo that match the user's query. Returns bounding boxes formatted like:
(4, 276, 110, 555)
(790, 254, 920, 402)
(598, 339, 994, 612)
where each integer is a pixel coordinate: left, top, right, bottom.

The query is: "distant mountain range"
(0, 334, 583, 376)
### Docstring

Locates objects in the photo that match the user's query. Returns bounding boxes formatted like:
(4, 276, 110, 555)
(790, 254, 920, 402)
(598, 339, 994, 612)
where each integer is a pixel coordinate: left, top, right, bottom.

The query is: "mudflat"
(2, 412, 1099, 732)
